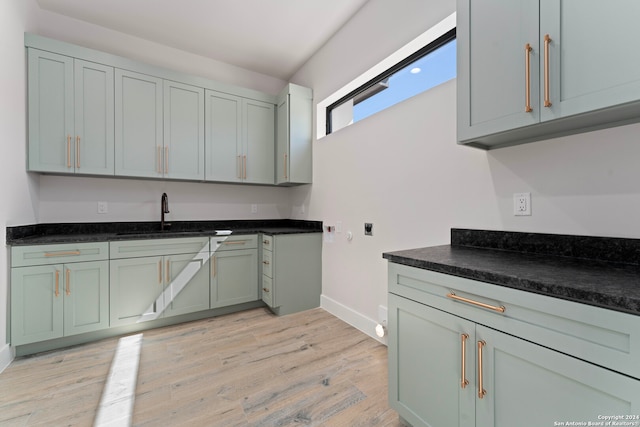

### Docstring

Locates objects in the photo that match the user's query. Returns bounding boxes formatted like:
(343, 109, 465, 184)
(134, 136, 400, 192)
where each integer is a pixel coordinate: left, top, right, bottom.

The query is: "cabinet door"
(115, 69, 163, 178)
(540, 0, 640, 121)
(110, 256, 164, 326)
(275, 94, 290, 185)
(64, 261, 109, 336)
(74, 60, 114, 175)
(210, 249, 258, 308)
(276, 84, 313, 185)
(388, 294, 475, 427)
(476, 325, 640, 427)
(205, 90, 242, 182)
(11, 265, 64, 346)
(164, 253, 210, 317)
(27, 49, 74, 173)
(243, 99, 275, 184)
(164, 80, 204, 180)
(457, 0, 540, 142)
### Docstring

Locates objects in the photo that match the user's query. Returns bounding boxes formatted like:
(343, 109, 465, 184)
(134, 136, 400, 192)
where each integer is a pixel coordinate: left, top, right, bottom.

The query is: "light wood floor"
(0, 307, 402, 426)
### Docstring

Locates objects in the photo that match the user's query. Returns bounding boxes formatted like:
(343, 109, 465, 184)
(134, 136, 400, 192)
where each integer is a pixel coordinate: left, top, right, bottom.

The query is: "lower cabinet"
(210, 235, 258, 308)
(109, 237, 210, 326)
(11, 243, 109, 346)
(388, 264, 640, 427)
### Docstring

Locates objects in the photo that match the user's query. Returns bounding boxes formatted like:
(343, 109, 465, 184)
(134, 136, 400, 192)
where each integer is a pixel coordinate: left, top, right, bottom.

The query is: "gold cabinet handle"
(55, 270, 60, 297)
(165, 146, 169, 174)
(211, 255, 216, 278)
(524, 43, 533, 113)
(284, 153, 288, 179)
(461, 333, 469, 389)
(45, 250, 81, 257)
(447, 292, 506, 313)
(76, 136, 81, 169)
(223, 241, 247, 245)
(67, 135, 72, 168)
(263, 240, 270, 245)
(158, 260, 162, 284)
(262, 287, 270, 293)
(65, 269, 71, 296)
(166, 259, 170, 284)
(477, 340, 486, 399)
(544, 34, 552, 107)
(262, 260, 270, 265)
(243, 155, 247, 179)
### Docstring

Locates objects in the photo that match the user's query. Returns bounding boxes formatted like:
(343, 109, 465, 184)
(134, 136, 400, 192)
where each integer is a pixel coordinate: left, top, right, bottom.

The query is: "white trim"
(321, 294, 387, 345)
(0, 343, 14, 374)
(316, 11, 457, 139)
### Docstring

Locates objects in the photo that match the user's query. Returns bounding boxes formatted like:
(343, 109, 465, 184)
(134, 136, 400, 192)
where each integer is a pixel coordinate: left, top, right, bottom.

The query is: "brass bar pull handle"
(262, 287, 269, 293)
(284, 153, 288, 179)
(211, 256, 216, 278)
(55, 270, 60, 297)
(65, 269, 70, 296)
(67, 135, 72, 168)
(165, 146, 169, 174)
(45, 250, 81, 257)
(263, 240, 270, 245)
(166, 259, 170, 284)
(524, 43, 533, 113)
(263, 260, 270, 265)
(224, 241, 247, 245)
(544, 34, 552, 107)
(76, 136, 81, 168)
(461, 333, 469, 389)
(447, 292, 506, 313)
(478, 340, 486, 399)
(158, 260, 162, 284)
(157, 147, 162, 174)
(243, 155, 247, 179)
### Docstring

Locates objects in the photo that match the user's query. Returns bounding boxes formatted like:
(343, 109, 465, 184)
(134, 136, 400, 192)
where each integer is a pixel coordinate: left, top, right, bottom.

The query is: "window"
(319, 13, 457, 137)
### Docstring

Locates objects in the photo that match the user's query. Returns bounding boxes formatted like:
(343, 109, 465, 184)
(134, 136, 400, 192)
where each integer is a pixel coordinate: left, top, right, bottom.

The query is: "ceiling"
(36, 0, 369, 80)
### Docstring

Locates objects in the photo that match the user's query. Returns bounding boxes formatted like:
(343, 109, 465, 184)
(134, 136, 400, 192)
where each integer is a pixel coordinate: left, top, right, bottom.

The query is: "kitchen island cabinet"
(458, 0, 640, 149)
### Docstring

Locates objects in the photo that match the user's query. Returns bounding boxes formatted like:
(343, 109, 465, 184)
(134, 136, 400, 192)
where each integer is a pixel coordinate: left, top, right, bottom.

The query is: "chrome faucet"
(161, 192, 170, 231)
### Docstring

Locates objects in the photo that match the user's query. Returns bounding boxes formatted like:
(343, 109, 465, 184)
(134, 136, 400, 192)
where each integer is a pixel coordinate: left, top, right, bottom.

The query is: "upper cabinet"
(457, 0, 640, 149)
(25, 34, 311, 185)
(28, 49, 114, 175)
(276, 84, 312, 185)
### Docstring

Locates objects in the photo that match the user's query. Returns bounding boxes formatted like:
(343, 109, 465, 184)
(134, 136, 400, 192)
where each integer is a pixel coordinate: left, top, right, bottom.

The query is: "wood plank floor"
(0, 307, 403, 426)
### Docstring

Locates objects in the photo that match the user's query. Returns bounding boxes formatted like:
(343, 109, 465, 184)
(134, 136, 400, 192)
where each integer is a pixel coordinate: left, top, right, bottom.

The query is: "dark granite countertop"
(6, 219, 322, 246)
(383, 229, 640, 316)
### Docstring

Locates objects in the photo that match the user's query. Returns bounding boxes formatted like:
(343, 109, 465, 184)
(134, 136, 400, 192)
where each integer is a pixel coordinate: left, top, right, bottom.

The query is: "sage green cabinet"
(114, 69, 163, 178)
(243, 99, 275, 184)
(164, 80, 205, 180)
(388, 263, 640, 427)
(10, 243, 109, 346)
(210, 235, 258, 308)
(276, 84, 312, 185)
(261, 233, 321, 316)
(109, 238, 210, 326)
(458, 0, 640, 149)
(28, 48, 114, 175)
(205, 90, 242, 182)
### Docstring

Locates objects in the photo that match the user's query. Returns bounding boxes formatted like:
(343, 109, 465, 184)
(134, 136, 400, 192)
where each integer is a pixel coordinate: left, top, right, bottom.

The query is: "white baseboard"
(0, 343, 14, 374)
(321, 295, 387, 346)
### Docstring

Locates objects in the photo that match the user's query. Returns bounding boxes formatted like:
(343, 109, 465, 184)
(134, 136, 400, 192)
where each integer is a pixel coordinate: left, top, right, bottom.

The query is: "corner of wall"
(0, 343, 14, 374)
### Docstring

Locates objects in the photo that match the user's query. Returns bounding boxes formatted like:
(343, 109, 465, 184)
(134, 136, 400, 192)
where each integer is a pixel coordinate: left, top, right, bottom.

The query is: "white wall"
(289, 0, 640, 341)
(0, 0, 41, 371)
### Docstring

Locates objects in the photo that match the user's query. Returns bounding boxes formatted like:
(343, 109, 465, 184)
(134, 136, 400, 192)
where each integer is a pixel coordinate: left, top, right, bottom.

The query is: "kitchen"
(2, 0, 640, 425)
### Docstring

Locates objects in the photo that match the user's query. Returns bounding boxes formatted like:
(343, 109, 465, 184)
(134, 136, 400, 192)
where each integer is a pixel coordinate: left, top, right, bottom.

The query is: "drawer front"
(261, 234, 273, 251)
(211, 234, 258, 252)
(388, 262, 640, 380)
(262, 275, 274, 307)
(262, 250, 273, 278)
(12, 242, 109, 267)
(110, 237, 209, 259)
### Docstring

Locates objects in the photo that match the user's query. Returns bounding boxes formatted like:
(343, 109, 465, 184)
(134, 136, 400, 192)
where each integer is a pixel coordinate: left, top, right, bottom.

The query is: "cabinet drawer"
(262, 275, 273, 307)
(211, 234, 258, 252)
(262, 250, 273, 278)
(388, 262, 640, 380)
(110, 237, 209, 259)
(12, 242, 109, 267)
(262, 234, 273, 250)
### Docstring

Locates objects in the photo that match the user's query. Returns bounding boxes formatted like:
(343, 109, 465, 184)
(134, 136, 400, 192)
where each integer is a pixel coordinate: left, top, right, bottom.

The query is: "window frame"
(325, 27, 456, 135)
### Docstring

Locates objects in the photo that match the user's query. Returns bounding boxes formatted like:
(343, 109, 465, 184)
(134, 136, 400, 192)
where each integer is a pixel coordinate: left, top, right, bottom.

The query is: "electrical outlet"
(251, 204, 257, 214)
(513, 193, 531, 216)
(97, 201, 108, 214)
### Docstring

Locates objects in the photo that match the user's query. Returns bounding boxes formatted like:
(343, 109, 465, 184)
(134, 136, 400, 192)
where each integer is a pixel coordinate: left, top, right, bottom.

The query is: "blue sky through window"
(353, 39, 456, 122)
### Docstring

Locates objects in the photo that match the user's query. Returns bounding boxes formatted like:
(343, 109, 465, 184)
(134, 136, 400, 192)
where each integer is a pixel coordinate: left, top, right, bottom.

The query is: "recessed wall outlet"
(251, 204, 258, 214)
(97, 201, 108, 214)
(514, 193, 531, 216)
(364, 222, 373, 236)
